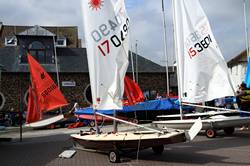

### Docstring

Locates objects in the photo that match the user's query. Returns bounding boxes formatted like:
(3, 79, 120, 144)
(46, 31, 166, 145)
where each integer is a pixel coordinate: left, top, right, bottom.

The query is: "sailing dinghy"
(71, 0, 202, 163)
(153, 0, 250, 138)
(25, 54, 68, 128)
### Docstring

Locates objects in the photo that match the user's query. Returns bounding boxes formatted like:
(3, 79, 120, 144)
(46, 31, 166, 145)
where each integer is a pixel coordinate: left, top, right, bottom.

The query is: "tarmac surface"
(1, 125, 250, 166)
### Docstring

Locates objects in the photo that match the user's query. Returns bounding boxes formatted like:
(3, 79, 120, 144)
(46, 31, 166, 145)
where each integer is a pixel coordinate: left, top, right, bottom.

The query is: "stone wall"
(0, 73, 90, 113)
(0, 72, 171, 113)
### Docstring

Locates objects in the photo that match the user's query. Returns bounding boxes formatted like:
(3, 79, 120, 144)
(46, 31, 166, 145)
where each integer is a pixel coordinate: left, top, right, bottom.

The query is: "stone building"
(0, 23, 177, 113)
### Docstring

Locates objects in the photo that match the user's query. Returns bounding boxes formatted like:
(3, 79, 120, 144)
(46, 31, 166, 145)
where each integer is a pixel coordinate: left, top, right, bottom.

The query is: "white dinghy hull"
(24, 114, 64, 128)
(153, 115, 250, 130)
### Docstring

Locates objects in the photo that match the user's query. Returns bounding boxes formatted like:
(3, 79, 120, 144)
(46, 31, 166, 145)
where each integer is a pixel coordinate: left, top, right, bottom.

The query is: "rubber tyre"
(206, 129, 216, 138)
(89, 121, 95, 127)
(152, 145, 164, 154)
(49, 124, 56, 129)
(132, 118, 139, 124)
(223, 127, 235, 135)
(109, 150, 120, 163)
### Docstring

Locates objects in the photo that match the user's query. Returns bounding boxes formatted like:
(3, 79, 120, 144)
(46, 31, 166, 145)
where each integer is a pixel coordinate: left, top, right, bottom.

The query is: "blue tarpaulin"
(245, 57, 250, 88)
(75, 98, 193, 115)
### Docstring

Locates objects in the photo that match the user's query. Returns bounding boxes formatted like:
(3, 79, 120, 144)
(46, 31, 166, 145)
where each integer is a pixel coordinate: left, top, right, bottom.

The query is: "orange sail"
(124, 76, 145, 105)
(27, 54, 68, 113)
(26, 86, 40, 123)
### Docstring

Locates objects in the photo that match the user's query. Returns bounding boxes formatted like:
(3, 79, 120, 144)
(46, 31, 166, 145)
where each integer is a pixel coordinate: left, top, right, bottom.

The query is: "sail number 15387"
(188, 34, 212, 59)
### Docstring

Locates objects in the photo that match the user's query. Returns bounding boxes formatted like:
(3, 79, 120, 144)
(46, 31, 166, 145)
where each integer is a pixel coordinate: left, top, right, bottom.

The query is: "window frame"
(5, 36, 17, 46)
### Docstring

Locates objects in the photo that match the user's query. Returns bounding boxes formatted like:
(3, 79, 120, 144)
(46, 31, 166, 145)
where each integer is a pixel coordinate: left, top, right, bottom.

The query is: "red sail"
(124, 76, 145, 105)
(27, 54, 68, 112)
(26, 86, 40, 123)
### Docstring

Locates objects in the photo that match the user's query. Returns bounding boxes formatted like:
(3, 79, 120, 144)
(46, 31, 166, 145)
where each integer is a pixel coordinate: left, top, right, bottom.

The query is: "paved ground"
(1, 126, 250, 166)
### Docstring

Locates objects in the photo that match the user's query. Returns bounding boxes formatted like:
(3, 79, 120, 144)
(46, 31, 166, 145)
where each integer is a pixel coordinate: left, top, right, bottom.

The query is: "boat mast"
(130, 45, 136, 82)
(129, 29, 136, 82)
(244, 0, 249, 59)
(93, 108, 100, 134)
(135, 40, 139, 84)
(172, 0, 183, 120)
(161, 0, 170, 96)
(53, 35, 62, 114)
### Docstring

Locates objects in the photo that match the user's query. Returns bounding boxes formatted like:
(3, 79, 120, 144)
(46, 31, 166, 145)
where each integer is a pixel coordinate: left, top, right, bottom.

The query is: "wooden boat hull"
(71, 130, 186, 152)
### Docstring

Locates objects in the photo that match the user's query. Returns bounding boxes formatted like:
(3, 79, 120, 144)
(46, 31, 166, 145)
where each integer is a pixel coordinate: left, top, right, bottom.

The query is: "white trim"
(5, 36, 17, 46)
(84, 84, 92, 105)
(24, 88, 29, 106)
(56, 37, 67, 47)
(0, 92, 6, 110)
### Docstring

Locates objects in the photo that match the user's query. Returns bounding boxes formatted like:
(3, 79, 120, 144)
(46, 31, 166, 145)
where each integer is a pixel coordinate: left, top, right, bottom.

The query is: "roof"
(227, 49, 248, 67)
(0, 24, 80, 48)
(18, 25, 55, 36)
(129, 52, 165, 73)
(0, 47, 166, 73)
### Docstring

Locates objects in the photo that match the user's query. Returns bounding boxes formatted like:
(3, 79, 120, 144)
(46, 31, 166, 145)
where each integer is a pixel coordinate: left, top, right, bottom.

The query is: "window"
(56, 37, 67, 47)
(20, 41, 53, 64)
(5, 36, 17, 46)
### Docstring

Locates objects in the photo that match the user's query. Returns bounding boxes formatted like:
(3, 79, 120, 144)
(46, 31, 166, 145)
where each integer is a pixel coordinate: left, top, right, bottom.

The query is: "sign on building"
(62, 81, 76, 87)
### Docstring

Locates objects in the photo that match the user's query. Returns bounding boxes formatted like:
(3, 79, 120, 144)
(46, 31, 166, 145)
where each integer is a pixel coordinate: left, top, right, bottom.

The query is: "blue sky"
(0, 0, 249, 66)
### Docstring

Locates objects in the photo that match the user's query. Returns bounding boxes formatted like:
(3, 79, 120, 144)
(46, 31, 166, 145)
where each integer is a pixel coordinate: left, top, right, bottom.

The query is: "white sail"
(173, 0, 235, 103)
(81, 0, 129, 110)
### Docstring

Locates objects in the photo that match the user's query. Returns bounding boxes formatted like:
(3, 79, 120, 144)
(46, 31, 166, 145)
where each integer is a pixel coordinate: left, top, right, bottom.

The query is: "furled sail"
(173, 0, 235, 103)
(27, 54, 68, 118)
(82, 0, 129, 110)
(124, 76, 144, 105)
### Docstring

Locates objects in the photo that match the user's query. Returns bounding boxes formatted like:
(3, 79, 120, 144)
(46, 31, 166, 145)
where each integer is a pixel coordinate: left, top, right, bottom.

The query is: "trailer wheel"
(132, 118, 139, 124)
(206, 129, 216, 138)
(109, 150, 120, 163)
(224, 127, 235, 135)
(89, 121, 95, 127)
(49, 124, 56, 129)
(152, 145, 164, 154)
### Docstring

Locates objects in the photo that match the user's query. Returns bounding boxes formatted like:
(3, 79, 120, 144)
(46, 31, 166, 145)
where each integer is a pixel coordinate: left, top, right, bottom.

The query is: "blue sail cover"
(245, 57, 250, 88)
(75, 98, 193, 115)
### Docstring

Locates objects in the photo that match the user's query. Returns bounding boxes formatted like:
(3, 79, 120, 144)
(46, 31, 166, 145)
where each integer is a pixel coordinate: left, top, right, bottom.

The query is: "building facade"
(0, 23, 177, 113)
(227, 49, 249, 89)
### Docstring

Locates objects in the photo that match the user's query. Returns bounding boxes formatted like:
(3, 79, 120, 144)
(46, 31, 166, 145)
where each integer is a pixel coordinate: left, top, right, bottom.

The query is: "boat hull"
(153, 116, 250, 130)
(71, 130, 186, 152)
(25, 114, 65, 128)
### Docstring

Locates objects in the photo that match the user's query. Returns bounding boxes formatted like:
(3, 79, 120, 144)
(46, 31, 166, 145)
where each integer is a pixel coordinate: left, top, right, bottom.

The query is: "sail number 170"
(92, 18, 129, 57)
(188, 34, 212, 59)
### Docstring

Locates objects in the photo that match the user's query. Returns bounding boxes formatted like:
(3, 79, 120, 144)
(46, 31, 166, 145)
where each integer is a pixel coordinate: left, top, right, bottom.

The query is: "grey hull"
(153, 116, 250, 130)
